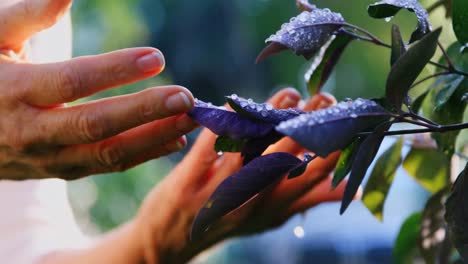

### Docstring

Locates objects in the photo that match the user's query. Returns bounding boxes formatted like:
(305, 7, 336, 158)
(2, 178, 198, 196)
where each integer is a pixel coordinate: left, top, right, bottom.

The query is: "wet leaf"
(362, 137, 403, 221)
(256, 8, 345, 62)
(386, 28, 441, 111)
(390, 24, 406, 66)
(215, 136, 246, 152)
(419, 189, 452, 264)
(305, 31, 355, 95)
(368, 0, 432, 43)
(188, 99, 274, 140)
(445, 162, 468, 260)
(296, 0, 315, 12)
(332, 138, 362, 188)
(226, 95, 304, 125)
(191, 153, 304, 240)
(340, 123, 390, 214)
(394, 212, 422, 263)
(276, 98, 390, 157)
(433, 75, 465, 109)
(288, 153, 316, 179)
(403, 148, 450, 193)
(453, 0, 468, 45)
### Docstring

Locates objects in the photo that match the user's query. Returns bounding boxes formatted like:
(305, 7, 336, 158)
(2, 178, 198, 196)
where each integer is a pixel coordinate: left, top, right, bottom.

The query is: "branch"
(358, 122, 468, 137)
(410, 71, 451, 88)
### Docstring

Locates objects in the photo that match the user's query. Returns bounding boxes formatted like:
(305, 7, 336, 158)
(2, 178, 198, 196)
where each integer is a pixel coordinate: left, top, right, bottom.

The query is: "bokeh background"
(67, 0, 456, 263)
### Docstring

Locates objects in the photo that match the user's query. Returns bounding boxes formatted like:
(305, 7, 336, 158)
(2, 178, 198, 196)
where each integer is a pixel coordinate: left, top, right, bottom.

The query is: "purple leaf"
(256, 8, 345, 63)
(241, 132, 284, 165)
(188, 99, 274, 139)
(191, 153, 304, 240)
(340, 123, 391, 214)
(276, 98, 390, 157)
(368, 0, 432, 43)
(227, 95, 305, 125)
(288, 153, 317, 179)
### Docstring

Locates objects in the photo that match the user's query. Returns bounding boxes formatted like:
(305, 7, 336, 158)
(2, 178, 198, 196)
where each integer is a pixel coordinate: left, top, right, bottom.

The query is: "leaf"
(419, 188, 452, 264)
(402, 148, 450, 193)
(455, 107, 468, 154)
(385, 28, 441, 111)
(241, 132, 284, 165)
(226, 95, 304, 125)
(453, 0, 468, 45)
(445, 162, 468, 260)
(190, 153, 304, 240)
(305, 31, 355, 95)
(188, 99, 274, 140)
(362, 137, 403, 221)
(411, 89, 429, 114)
(421, 75, 467, 156)
(296, 0, 315, 12)
(332, 138, 362, 188)
(288, 153, 316, 179)
(256, 8, 345, 63)
(394, 212, 422, 264)
(215, 136, 246, 152)
(368, 0, 432, 43)
(340, 123, 390, 214)
(390, 24, 406, 66)
(276, 98, 390, 157)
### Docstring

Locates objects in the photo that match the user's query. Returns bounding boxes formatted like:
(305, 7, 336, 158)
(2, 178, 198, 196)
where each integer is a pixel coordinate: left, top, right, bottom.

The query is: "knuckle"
(56, 64, 83, 102)
(75, 110, 106, 142)
(96, 141, 126, 172)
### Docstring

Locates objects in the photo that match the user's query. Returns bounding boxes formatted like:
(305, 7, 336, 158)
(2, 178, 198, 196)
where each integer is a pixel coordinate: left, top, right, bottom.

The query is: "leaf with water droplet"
(241, 132, 284, 165)
(390, 24, 406, 66)
(368, 0, 432, 43)
(256, 8, 346, 63)
(445, 162, 468, 260)
(188, 99, 274, 140)
(453, 0, 468, 45)
(305, 30, 355, 96)
(276, 98, 390, 157)
(332, 138, 362, 188)
(362, 137, 403, 221)
(190, 152, 304, 240)
(340, 123, 390, 214)
(288, 153, 316, 179)
(403, 148, 450, 193)
(419, 188, 452, 263)
(227, 95, 305, 125)
(386, 28, 441, 111)
(296, 0, 315, 12)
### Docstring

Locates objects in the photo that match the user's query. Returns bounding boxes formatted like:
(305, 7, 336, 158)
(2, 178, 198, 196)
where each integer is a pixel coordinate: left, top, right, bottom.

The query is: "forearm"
(37, 222, 145, 264)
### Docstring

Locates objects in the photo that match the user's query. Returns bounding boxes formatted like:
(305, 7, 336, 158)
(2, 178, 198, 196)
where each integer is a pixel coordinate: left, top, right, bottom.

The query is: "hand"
(136, 89, 348, 263)
(0, 0, 197, 180)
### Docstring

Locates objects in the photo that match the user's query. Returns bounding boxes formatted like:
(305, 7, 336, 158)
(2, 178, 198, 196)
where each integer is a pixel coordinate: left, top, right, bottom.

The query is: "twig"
(438, 41, 455, 71)
(357, 122, 468, 137)
(427, 0, 446, 13)
(410, 71, 450, 88)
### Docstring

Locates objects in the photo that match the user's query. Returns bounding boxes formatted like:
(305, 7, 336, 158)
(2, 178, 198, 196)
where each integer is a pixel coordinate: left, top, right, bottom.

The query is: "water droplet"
(217, 151, 224, 156)
(247, 98, 254, 104)
(384, 16, 393, 22)
(350, 113, 358, 118)
(266, 103, 273, 110)
(294, 225, 305, 239)
(231, 94, 238, 99)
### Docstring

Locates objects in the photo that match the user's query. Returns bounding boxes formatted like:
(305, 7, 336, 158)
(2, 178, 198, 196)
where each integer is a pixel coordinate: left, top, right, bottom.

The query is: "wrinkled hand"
(0, 0, 196, 180)
(136, 89, 348, 263)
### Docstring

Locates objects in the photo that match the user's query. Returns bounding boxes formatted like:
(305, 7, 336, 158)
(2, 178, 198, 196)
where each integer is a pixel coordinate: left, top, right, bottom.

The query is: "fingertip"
(136, 49, 166, 74)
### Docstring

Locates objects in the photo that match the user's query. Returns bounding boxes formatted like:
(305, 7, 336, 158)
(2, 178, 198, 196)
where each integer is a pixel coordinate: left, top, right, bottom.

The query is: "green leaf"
(455, 107, 468, 155)
(390, 24, 406, 66)
(422, 75, 467, 156)
(332, 138, 362, 188)
(340, 123, 390, 214)
(453, 0, 468, 45)
(445, 162, 468, 260)
(305, 32, 354, 95)
(411, 89, 429, 114)
(418, 188, 452, 264)
(403, 148, 450, 193)
(394, 212, 422, 264)
(386, 28, 441, 111)
(444, 42, 468, 70)
(214, 136, 246, 152)
(362, 137, 403, 221)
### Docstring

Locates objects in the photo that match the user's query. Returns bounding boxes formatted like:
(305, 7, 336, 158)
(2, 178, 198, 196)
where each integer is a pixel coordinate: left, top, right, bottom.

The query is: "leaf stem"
(438, 41, 456, 71)
(358, 122, 468, 137)
(410, 71, 451, 88)
(342, 23, 391, 48)
(402, 111, 440, 126)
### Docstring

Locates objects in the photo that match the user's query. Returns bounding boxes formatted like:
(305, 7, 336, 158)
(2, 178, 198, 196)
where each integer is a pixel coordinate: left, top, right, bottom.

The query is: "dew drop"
(247, 98, 254, 104)
(350, 113, 358, 118)
(217, 151, 224, 156)
(293, 225, 305, 239)
(384, 16, 393, 22)
(231, 94, 238, 99)
(266, 103, 274, 111)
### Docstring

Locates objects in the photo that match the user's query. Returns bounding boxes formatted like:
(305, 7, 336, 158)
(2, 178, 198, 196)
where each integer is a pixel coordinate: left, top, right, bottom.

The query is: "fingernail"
(136, 51, 165, 73)
(166, 92, 193, 113)
(279, 96, 299, 109)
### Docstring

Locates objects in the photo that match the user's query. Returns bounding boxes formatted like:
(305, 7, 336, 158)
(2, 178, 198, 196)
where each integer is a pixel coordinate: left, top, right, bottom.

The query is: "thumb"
(0, 0, 72, 52)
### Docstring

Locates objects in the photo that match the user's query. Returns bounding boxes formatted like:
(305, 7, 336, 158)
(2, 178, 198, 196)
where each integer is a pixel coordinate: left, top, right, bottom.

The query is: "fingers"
(43, 114, 197, 179)
(266, 87, 301, 107)
(34, 86, 193, 145)
(0, 0, 72, 51)
(19, 48, 166, 106)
